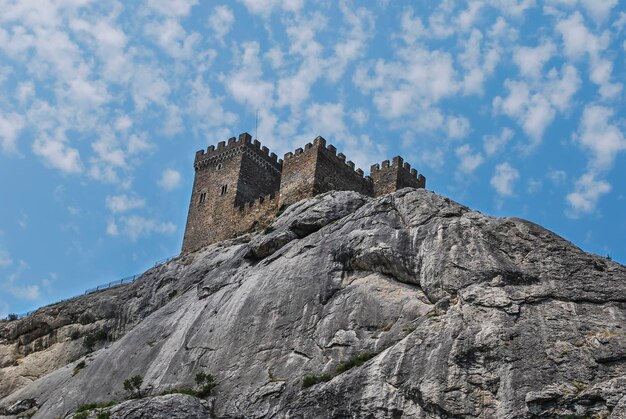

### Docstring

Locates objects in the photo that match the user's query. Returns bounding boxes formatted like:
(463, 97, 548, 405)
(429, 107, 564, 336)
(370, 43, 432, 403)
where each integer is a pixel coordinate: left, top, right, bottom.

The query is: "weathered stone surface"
(106, 394, 213, 419)
(1, 189, 625, 418)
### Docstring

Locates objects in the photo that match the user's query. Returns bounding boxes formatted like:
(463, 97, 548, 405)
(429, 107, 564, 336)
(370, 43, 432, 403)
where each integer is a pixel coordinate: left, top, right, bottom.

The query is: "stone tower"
(182, 132, 427, 254)
(369, 156, 426, 197)
(279, 136, 372, 206)
(182, 133, 282, 253)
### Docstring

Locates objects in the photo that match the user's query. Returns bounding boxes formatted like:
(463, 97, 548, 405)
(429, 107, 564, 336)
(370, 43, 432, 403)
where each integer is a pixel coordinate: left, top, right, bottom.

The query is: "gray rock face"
(1, 189, 625, 418)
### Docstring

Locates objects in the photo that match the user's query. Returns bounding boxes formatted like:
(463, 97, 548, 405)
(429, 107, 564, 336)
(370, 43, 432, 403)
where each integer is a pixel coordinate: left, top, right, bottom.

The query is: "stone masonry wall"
(182, 132, 427, 253)
(312, 137, 373, 198)
(369, 156, 425, 197)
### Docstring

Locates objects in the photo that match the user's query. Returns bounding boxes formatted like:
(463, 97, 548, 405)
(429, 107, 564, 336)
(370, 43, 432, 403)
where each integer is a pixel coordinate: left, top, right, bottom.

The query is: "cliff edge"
(1, 189, 625, 418)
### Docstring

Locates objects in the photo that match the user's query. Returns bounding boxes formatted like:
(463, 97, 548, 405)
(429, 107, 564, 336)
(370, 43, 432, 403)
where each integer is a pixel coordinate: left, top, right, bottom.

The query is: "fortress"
(182, 132, 426, 253)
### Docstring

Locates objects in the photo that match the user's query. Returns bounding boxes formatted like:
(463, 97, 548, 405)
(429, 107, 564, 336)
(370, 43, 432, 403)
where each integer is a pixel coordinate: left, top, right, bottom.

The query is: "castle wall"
(183, 133, 427, 254)
(370, 156, 426, 197)
(182, 133, 283, 253)
(280, 137, 372, 206)
(313, 138, 373, 198)
(279, 142, 320, 207)
(182, 149, 244, 253)
(236, 145, 281, 206)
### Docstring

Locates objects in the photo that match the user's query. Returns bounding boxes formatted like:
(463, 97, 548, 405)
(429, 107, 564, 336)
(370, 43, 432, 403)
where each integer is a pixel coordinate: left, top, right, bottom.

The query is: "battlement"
(182, 133, 426, 253)
(194, 132, 282, 173)
(283, 137, 367, 180)
(370, 156, 424, 181)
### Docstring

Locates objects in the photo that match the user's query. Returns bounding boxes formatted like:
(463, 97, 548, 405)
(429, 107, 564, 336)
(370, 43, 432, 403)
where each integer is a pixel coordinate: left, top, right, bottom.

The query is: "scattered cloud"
(548, 169, 567, 185)
(0, 112, 24, 154)
(483, 128, 514, 156)
(105, 194, 146, 213)
(566, 172, 611, 216)
(574, 105, 626, 171)
(513, 42, 556, 78)
(555, 12, 622, 99)
(456, 144, 484, 174)
(208, 5, 235, 41)
(490, 162, 520, 196)
(109, 216, 176, 241)
(158, 169, 182, 191)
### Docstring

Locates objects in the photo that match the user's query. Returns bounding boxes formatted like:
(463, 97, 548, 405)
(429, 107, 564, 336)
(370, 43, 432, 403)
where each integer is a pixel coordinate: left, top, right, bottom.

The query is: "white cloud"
(158, 168, 182, 191)
(527, 178, 542, 193)
(580, 0, 618, 22)
(483, 128, 514, 156)
(575, 104, 626, 171)
(32, 132, 83, 174)
(106, 219, 119, 236)
(116, 216, 176, 241)
(16, 81, 35, 104)
(226, 42, 275, 110)
(456, 145, 484, 174)
(147, 0, 198, 17)
(556, 12, 608, 58)
(113, 116, 131, 133)
(4, 260, 40, 301)
(513, 42, 556, 78)
(208, 5, 234, 41)
(10, 283, 40, 301)
(0, 112, 24, 154)
(354, 47, 458, 123)
(493, 64, 580, 148)
(548, 169, 567, 185)
(105, 194, 146, 213)
(566, 172, 611, 215)
(549, 0, 618, 22)
(447, 116, 471, 140)
(490, 162, 519, 196)
(238, 0, 303, 18)
(555, 12, 621, 99)
(144, 18, 200, 59)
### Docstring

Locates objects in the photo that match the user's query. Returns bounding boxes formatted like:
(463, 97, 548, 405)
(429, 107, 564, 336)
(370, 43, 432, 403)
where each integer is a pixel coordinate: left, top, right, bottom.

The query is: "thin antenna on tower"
(255, 109, 259, 140)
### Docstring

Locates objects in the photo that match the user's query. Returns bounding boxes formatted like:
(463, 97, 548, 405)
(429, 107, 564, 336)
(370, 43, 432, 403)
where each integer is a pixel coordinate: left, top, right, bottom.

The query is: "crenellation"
(182, 132, 427, 253)
(314, 136, 326, 147)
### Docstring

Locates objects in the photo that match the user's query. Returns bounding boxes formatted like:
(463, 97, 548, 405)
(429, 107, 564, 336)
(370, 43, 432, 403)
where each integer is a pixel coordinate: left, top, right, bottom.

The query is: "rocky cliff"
(1, 189, 625, 418)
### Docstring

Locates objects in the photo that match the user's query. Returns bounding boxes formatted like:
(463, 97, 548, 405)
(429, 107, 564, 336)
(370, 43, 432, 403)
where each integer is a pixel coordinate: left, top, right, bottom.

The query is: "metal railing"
(7, 253, 179, 320)
(83, 274, 139, 295)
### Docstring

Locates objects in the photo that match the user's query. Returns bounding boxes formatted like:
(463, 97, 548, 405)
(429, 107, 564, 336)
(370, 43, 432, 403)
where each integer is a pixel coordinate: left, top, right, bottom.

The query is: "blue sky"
(0, 0, 625, 316)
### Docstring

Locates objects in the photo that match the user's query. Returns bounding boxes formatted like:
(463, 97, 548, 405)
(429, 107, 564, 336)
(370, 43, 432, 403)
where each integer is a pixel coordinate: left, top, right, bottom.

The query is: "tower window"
(220, 185, 228, 195)
(217, 163, 223, 170)
(199, 192, 207, 203)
